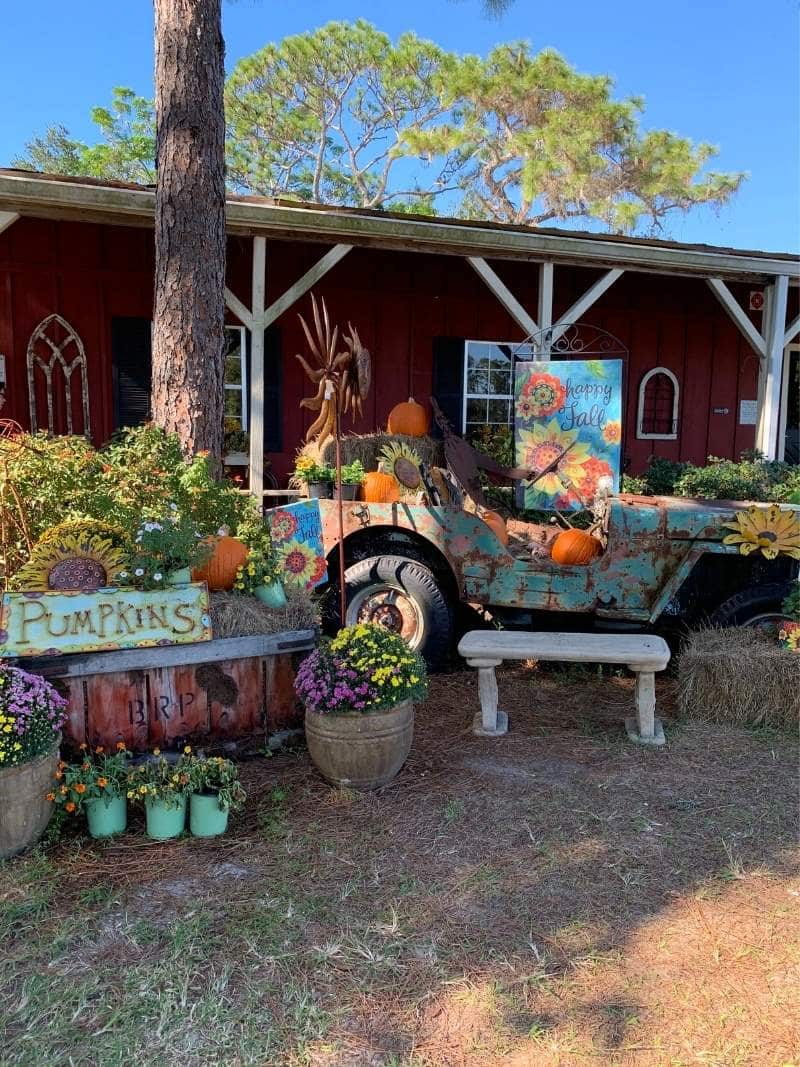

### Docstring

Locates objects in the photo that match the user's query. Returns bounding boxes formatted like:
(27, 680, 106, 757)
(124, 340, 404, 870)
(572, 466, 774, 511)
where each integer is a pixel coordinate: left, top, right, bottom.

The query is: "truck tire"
(709, 580, 795, 632)
(343, 555, 453, 669)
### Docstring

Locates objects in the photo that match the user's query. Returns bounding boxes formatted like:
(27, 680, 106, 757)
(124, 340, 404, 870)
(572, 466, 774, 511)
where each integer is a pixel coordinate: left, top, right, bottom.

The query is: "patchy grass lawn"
(1, 666, 798, 1066)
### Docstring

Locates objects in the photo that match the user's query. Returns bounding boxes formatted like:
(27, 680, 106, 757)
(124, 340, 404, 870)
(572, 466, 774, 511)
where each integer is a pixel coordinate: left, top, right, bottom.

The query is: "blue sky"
(2, 0, 798, 252)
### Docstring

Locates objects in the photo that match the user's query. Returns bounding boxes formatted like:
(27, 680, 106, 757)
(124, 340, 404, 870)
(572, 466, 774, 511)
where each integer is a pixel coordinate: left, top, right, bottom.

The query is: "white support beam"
(783, 314, 800, 347)
(537, 262, 554, 360)
(248, 236, 267, 502)
(706, 277, 766, 358)
(223, 286, 253, 330)
(755, 274, 789, 458)
(550, 267, 624, 344)
(467, 257, 539, 338)
(263, 243, 352, 328)
(0, 211, 19, 236)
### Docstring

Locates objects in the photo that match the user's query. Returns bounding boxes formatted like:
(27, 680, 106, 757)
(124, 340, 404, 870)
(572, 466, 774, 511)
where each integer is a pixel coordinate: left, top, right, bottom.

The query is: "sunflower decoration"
(379, 441, 423, 493)
(722, 505, 800, 561)
(37, 518, 129, 552)
(12, 533, 129, 591)
(275, 538, 327, 591)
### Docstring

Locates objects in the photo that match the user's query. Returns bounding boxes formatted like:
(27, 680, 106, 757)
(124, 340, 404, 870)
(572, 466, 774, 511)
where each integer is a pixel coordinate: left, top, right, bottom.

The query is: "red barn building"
(0, 169, 797, 496)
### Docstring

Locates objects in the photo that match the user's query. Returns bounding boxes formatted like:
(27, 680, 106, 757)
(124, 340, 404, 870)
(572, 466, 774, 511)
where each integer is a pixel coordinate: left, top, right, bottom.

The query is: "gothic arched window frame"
(636, 366, 679, 440)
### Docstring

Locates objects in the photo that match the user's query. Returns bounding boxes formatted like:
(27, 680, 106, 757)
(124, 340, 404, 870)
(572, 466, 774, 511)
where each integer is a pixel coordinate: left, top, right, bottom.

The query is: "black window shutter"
(111, 317, 152, 429)
(245, 326, 282, 454)
(431, 336, 465, 435)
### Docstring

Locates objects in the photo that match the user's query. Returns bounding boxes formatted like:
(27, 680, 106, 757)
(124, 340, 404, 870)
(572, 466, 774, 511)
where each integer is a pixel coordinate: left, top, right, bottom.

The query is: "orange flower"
(60, 785, 68, 795)
(97, 777, 108, 788)
(46, 792, 56, 802)
(75, 783, 87, 794)
(79, 743, 87, 751)
(65, 801, 76, 813)
(82, 762, 91, 771)
(116, 741, 126, 751)
(55, 770, 63, 780)
(179, 774, 188, 785)
(95, 746, 104, 754)
(58, 760, 66, 770)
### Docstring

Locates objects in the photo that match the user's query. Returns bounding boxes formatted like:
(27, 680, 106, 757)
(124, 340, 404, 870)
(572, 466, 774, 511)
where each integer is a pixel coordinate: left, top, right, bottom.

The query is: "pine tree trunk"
(151, 0, 226, 459)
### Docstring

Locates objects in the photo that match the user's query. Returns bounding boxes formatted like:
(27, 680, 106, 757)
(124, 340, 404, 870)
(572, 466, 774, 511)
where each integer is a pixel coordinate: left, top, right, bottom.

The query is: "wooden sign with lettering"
(0, 584, 212, 658)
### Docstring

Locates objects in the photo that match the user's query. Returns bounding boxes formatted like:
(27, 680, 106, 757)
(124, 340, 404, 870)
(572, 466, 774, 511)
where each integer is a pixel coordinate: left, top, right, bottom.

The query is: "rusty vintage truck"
(268, 495, 800, 667)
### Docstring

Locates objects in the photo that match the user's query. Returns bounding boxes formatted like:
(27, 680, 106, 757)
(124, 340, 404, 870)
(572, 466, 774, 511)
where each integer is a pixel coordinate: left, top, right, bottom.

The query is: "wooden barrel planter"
(12, 630, 316, 753)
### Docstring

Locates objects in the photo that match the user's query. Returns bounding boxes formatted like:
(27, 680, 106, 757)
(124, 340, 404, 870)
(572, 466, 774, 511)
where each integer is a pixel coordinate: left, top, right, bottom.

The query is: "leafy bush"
(625, 451, 799, 503)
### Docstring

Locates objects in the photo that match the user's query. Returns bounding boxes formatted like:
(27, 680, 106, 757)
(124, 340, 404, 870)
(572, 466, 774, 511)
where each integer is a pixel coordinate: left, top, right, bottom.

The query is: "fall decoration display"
(295, 295, 372, 450)
(361, 465, 401, 504)
(13, 533, 127, 591)
(387, 397, 429, 437)
(480, 510, 509, 546)
(379, 441, 423, 491)
(550, 527, 602, 566)
(192, 535, 248, 591)
(722, 505, 800, 561)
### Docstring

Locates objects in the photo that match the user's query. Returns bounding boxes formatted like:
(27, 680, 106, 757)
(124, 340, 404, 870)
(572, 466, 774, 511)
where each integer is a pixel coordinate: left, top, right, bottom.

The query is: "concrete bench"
(457, 630, 671, 746)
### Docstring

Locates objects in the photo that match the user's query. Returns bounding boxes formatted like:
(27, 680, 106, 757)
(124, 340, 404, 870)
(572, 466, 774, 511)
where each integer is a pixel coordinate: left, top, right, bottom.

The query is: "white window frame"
(223, 324, 248, 432)
(636, 366, 679, 440)
(462, 339, 535, 434)
(778, 343, 800, 461)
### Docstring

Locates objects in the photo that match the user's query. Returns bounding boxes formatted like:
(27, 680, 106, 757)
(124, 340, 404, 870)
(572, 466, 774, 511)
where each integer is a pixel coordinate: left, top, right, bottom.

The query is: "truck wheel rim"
(743, 610, 792, 635)
(346, 585, 425, 648)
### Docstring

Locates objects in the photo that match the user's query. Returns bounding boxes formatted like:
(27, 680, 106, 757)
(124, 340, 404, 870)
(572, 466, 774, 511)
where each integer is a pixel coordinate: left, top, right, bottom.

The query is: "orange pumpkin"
(481, 510, 509, 546)
(387, 397, 429, 437)
(361, 467, 401, 504)
(550, 528, 601, 566)
(191, 535, 248, 590)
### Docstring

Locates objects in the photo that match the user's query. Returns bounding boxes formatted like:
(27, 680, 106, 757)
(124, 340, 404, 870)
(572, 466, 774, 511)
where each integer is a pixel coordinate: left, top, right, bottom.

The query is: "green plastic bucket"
(85, 794, 127, 839)
(189, 792, 229, 838)
(166, 567, 192, 586)
(145, 795, 187, 840)
(254, 581, 287, 609)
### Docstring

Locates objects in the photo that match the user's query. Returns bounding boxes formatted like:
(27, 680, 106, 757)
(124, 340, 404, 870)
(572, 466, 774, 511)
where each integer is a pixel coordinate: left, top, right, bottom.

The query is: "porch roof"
(0, 168, 798, 284)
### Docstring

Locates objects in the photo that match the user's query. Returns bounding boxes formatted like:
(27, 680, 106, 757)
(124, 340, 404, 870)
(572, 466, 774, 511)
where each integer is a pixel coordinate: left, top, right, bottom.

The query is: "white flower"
(153, 573, 163, 582)
(118, 571, 128, 579)
(169, 503, 178, 511)
(135, 568, 144, 577)
(135, 534, 142, 543)
(217, 527, 227, 537)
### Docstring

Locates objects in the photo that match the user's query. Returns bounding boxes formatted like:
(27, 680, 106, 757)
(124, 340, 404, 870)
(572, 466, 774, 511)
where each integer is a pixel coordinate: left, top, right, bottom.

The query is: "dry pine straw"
(209, 588, 318, 637)
(677, 626, 800, 730)
(2, 665, 798, 1066)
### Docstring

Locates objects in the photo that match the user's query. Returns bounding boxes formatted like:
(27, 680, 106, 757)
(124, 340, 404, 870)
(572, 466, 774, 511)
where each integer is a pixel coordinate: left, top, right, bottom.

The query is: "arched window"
(637, 367, 679, 440)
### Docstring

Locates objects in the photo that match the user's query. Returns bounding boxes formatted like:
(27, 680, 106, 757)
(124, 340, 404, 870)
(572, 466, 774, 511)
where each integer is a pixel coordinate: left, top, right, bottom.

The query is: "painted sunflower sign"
(514, 359, 623, 510)
(267, 501, 328, 591)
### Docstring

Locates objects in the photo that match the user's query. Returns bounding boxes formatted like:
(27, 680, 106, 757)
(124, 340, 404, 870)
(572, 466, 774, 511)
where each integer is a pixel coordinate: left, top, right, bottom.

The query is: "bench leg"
(468, 659, 508, 737)
(625, 671, 665, 746)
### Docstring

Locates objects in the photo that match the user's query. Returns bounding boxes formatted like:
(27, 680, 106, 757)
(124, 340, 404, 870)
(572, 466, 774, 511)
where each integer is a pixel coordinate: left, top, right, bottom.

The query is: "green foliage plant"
(339, 460, 366, 485)
(126, 748, 193, 809)
(49, 742, 131, 816)
(184, 754, 246, 812)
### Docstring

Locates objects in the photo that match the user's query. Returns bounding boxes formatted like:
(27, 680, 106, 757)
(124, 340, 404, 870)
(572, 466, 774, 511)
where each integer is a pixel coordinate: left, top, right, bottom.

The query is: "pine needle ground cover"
(1, 667, 797, 1066)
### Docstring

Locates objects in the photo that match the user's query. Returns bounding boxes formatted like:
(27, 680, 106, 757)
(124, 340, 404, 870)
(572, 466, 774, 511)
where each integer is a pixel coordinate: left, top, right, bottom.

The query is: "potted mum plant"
(49, 741, 131, 838)
(295, 623, 428, 789)
(185, 755, 246, 838)
(0, 667, 67, 858)
(232, 520, 287, 608)
(779, 582, 800, 652)
(127, 748, 192, 839)
(337, 460, 365, 501)
(294, 456, 334, 499)
(126, 506, 209, 587)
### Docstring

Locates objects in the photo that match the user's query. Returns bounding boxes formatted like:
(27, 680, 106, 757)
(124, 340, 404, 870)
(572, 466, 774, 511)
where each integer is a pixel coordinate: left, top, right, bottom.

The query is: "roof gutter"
(0, 171, 797, 283)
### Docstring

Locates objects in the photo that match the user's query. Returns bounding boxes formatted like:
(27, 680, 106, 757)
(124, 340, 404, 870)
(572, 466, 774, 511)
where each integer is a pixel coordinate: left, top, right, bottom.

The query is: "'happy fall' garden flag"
(514, 359, 623, 510)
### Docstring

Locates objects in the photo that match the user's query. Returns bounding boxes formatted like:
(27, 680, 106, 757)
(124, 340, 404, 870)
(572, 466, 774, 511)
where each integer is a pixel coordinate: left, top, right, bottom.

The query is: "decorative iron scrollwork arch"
(512, 322, 629, 363)
(26, 314, 91, 437)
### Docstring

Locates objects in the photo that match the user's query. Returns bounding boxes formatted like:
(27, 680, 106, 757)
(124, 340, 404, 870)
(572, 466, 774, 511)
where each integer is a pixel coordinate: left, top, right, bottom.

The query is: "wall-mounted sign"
(0, 584, 212, 658)
(749, 291, 765, 311)
(739, 399, 758, 425)
(514, 359, 623, 510)
(712, 407, 730, 416)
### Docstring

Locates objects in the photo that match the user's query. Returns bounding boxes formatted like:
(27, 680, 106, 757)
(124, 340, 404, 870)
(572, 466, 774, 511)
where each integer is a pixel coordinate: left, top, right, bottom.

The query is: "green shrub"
(674, 454, 789, 501)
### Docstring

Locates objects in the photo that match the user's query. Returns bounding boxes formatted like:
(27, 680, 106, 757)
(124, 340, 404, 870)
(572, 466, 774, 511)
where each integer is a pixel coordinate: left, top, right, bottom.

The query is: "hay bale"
(210, 589, 318, 638)
(677, 627, 800, 730)
(299, 432, 444, 473)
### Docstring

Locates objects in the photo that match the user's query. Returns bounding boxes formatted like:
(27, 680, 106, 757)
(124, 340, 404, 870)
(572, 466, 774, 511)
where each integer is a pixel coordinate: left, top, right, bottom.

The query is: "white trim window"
(463, 340, 535, 434)
(637, 367, 679, 440)
(223, 325, 248, 431)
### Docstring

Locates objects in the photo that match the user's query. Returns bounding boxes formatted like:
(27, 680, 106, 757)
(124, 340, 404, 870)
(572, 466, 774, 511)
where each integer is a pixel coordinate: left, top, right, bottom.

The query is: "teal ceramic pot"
(189, 792, 230, 838)
(145, 795, 187, 840)
(254, 581, 287, 609)
(166, 567, 192, 585)
(85, 794, 127, 839)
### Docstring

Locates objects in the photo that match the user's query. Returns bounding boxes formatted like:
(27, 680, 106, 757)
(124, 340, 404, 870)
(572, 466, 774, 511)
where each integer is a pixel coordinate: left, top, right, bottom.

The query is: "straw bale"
(210, 589, 318, 638)
(676, 627, 799, 730)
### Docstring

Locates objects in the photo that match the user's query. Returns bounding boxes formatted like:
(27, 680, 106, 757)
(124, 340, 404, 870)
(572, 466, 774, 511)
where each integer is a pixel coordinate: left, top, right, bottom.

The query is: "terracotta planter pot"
(0, 744, 59, 859)
(304, 700, 414, 789)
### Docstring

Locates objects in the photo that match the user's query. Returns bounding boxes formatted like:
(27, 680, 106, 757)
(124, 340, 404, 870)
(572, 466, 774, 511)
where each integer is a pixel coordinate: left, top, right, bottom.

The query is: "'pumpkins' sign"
(514, 359, 623, 510)
(0, 584, 212, 658)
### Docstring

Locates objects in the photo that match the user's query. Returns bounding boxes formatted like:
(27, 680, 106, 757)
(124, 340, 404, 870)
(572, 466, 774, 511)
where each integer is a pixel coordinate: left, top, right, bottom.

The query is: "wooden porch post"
(756, 274, 789, 459)
(248, 236, 267, 503)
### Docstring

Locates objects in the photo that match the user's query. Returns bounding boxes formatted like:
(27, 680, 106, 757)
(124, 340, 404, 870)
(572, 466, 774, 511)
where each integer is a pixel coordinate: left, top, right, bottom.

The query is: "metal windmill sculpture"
(296, 294, 372, 622)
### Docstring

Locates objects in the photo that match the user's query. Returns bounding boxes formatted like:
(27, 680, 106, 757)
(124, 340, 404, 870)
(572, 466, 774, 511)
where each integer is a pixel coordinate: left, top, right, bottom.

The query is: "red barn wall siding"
(0, 219, 772, 479)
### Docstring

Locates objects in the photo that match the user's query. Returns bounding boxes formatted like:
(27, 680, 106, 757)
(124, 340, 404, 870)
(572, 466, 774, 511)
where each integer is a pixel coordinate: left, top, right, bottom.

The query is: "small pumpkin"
(550, 528, 601, 566)
(191, 534, 248, 590)
(360, 464, 401, 504)
(387, 397, 429, 437)
(481, 510, 509, 546)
